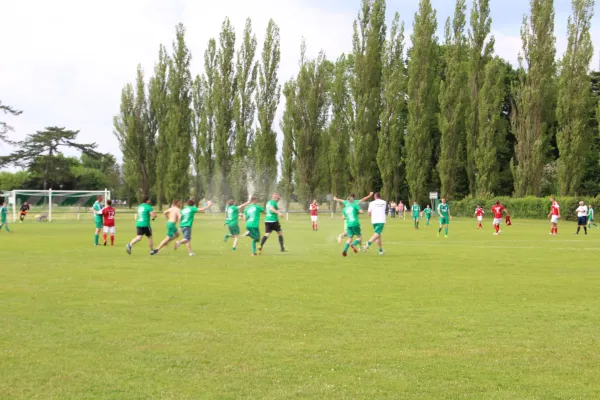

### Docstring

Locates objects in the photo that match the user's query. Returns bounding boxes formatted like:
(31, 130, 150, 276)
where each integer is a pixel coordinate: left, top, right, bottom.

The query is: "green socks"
(224, 235, 230, 242)
(445, 227, 449, 236)
(343, 243, 350, 253)
(352, 239, 360, 247)
(367, 241, 372, 248)
(251, 240, 257, 254)
(94, 234, 99, 245)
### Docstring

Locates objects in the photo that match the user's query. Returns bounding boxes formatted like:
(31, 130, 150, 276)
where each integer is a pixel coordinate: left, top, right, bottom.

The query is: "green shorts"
(228, 224, 240, 236)
(412, 214, 419, 220)
(373, 223, 384, 235)
(426, 215, 431, 220)
(247, 227, 261, 241)
(346, 225, 361, 237)
(95, 219, 103, 229)
(166, 222, 178, 238)
(439, 217, 449, 225)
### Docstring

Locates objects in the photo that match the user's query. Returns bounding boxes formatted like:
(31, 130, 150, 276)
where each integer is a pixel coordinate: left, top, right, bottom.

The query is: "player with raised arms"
(474, 205, 484, 229)
(362, 192, 386, 255)
(259, 193, 286, 254)
(341, 195, 363, 257)
(223, 199, 251, 251)
(175, 199, 213, 256)
(151, 200, 182, 255)
(309, 200, 319, 231)
(491, 201, 509, 235)
(126, 196, 157, 255)
(437, 197, 451, 238)
(333, 192, 373, 244)
(548, 197, 560, 235)
(244, 197, 264, 256)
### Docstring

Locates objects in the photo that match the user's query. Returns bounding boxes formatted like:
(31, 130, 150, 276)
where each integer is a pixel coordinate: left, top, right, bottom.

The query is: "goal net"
(2, 189, 111, 223)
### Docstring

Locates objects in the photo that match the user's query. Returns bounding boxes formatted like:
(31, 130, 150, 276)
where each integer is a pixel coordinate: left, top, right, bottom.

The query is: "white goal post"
(5, 188, 110, 222)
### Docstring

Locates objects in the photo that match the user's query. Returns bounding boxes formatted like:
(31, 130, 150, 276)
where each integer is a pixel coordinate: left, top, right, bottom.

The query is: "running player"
(342, 195, 363, 257)
(91, 195, 104, 246)
(437, 198, 451, 238)
(244, 197, 264, 256)
(412, 201, 421, 229)
(100, 199, 116, 246)
(363, 192, 386, 255)
(423, 204, 432, 226)
(0, 201, 11, 233)
(574, 201, 588, 235)
(259, 193, 286, 254)
(474, 205, 485, 229)
(19, 202, 30, 223)
(491, 201, 509, 235)
(309, 200, 319, 231)
(175, 199, 213, 256)
(126, 196, 157, 255)
(333, 192, 373, 244)
(152, 200, 182, 255)
(588, 204, 598, 229)
(548, 197, 560, 235)
(223, 199, 250, 251)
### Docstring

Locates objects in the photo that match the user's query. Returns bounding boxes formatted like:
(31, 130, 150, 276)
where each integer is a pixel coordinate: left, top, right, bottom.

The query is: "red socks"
(110, 235, 114, 246)
(550, 227, 558, 234)
(102, 233, 107, 242)
(494, 225, 499, 233)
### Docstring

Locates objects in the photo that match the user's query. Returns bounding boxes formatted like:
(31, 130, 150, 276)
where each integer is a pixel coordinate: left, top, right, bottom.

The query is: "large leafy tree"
(150, 44, 170, 205)
(556, 0, 595, 195)
(0, 101, 22, 144)
(280, 79, 296, 209)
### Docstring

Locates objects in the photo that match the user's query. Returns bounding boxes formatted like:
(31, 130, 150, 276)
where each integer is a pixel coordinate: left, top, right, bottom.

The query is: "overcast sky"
(1, 0, 598, 164)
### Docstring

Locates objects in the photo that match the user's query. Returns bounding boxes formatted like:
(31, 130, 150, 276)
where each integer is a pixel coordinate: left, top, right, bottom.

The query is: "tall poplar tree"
(253, 19, 281, 199)
(475, 58, 507, 195)
(150, 44, 169, 205)
(378, 12, 407, 202)
(164, 23, 192, 202)
(466, 0, 494, 195)
(511, 0, 556, 197)
(232, 18, 258, 201)
(280, 79, 296, 209)
(438, 0, 468, 200)
(557, 0, 594, 195)
(350, 0, 386, 193)
(191, 75, 206, 199)
(406, 0, 439, 202)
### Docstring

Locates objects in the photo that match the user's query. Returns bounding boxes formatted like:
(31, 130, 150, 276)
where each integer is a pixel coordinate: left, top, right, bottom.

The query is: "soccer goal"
(3, 189, 110, 223)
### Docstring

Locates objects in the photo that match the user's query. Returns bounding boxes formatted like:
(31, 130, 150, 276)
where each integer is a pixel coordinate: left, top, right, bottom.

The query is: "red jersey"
(102, 206, 116, 227)
(475, 207, 484, 217)
(551, 202, 560, 216)
(310, 204, 318, 216)
(491, 205, 505, 219)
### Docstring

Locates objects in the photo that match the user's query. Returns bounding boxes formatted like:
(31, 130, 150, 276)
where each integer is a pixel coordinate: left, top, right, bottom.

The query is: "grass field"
(2, 214, 600, 399)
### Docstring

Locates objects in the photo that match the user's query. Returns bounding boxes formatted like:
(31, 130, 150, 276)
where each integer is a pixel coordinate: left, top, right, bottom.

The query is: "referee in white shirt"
(575, 201, 588, 235)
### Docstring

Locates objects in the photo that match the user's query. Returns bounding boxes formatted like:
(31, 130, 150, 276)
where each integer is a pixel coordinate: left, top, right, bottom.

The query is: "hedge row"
(448, 196, 600, 221)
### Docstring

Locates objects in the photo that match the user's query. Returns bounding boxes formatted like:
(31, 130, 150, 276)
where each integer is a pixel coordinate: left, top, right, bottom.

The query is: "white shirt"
(368, 199, 387, 224)
(576, 205, 588, 217)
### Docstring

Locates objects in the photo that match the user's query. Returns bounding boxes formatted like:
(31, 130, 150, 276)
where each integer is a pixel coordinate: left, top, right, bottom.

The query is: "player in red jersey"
(101, 199, 116, 246)
(548, 197, 560, 235)
(309, 200, 319, 231)
(491, 200, 509, 235)
(474, 205, 485, 229)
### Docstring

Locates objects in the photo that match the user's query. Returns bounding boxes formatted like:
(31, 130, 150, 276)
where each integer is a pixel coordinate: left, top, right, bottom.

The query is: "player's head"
(374, 192, 381, 199)
(495, 200, 500, 205)
(441, 197, 446, 203)
(97, 195, 103, 201)
(348, 193, 356, 202)
(106, 199, 112, 206)
(590, 204, 594, 208)
(142, 196, 151, 204)
(23, 201, 28, 206)
(272, 193, 280, 201)
(227, 199, 235, 206)
(1, 201, 6, 206)
(250, 196, 258, 203)
(187, 199, 195, 206)
(427, 204, 430, 208)
(312, 199, 317, 204)
(550, 196, 555, 202)
(173, 199, 181, 207)
(580, 200, 585, 206)
(413, 200, 417, 204)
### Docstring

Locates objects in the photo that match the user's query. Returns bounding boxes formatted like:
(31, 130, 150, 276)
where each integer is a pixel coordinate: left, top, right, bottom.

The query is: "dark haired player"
(126, 196, 157, 255)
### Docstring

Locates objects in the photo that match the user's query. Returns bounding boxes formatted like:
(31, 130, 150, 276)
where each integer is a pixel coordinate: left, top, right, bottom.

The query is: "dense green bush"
(449, 196, 600, 221)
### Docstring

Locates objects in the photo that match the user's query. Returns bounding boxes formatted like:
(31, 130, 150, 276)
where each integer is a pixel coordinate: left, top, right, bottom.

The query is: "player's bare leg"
(155, 232, 179, 253)
(363, 233, 380, 252)
(232, 235, 239, 250)
(126, 235, 142, 255)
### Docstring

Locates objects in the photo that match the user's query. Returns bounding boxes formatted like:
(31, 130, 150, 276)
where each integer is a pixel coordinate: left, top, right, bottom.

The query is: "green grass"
(2, 215, 600, 399)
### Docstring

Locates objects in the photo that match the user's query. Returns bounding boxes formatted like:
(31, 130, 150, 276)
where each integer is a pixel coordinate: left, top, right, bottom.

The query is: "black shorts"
(136, 226, 152, 237)
(265, 221, 282, 234)
(578, 216, 588, 225)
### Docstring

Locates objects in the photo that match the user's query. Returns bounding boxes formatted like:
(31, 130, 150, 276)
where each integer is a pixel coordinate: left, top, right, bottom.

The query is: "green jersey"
(245, 204, 265, 228)
(0, 206, 7, 222)
(412, 204, 421, 215)
(588, 207, 594, 220)
(93, 201, 103, 222)
(265, 200, 279, 222)
(423, 207, 432, 217)
(180, 206, 199, 228)
(437, 203, 450, 218)
(136, 203, 153, 228)
(342, 202, 361, 227)
(225, 205, 239, 226)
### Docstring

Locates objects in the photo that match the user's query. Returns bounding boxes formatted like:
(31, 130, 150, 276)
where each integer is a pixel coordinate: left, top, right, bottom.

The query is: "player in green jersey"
(174, 199, 213, 256)
(588, 205, 598, 229)
(412, 201, 421, 229)
(437, 197, 451, 238)
(91, 195, 104, 246)
(223, 199, 251, 251)
(259, 193, 286, 254)
(423, 204, 432, 226)
(0, 201, 11, 233)
(341, 196, 363, 257)
(333, 192, 373, 244)
(126, 196, 158, 255)
(244, 197, 265, 256)
(152, 200, 182, 255)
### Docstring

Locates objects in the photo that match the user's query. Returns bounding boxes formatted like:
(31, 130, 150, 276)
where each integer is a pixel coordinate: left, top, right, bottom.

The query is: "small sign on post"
(429, 192, 438, 200)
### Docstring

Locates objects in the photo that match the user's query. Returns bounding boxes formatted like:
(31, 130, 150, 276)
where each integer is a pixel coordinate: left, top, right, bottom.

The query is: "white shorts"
(493, 218, 502, 225)
(103, 226, 115, 234)
(551, 215, 559, 224)
(477, 216, 483, 222)
(311, 216, 318, 222)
